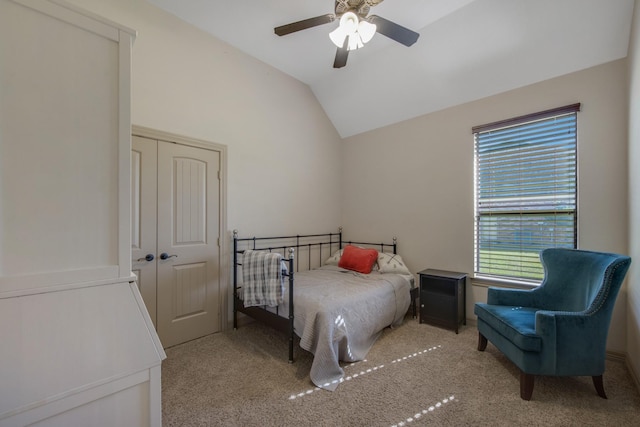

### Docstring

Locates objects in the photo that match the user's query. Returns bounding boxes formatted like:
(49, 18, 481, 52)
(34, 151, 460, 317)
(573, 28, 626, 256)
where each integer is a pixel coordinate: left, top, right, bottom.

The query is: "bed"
(233, 229, 414, 391)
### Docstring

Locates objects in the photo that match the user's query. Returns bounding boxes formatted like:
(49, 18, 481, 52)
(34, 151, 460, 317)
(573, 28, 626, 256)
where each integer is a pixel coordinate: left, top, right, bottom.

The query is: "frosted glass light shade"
(358, 20, 376, 43)
(339, 11, 359, 33)
(329, 26, 348, 48)
(348, 35, 363, 50)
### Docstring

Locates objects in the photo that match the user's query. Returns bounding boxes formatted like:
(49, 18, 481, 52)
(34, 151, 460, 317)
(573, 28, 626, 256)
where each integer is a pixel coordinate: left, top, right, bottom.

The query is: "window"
(473, 104, 579, 282)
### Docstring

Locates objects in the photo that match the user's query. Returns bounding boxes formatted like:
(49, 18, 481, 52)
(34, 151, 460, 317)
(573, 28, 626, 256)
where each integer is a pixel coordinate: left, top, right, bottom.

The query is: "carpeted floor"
(162, 314, 640, 426)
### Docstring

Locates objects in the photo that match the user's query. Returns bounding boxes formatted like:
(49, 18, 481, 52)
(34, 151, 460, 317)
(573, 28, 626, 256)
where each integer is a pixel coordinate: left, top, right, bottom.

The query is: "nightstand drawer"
(420, 276, 455, 296)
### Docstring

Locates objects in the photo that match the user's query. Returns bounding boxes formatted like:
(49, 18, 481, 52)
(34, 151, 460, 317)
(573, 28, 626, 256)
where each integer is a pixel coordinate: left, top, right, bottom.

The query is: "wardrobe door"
(1, 1, 164, 425)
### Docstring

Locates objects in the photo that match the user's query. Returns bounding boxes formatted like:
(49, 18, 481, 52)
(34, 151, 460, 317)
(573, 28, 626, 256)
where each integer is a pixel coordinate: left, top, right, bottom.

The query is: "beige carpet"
(162, 314, 640, 426)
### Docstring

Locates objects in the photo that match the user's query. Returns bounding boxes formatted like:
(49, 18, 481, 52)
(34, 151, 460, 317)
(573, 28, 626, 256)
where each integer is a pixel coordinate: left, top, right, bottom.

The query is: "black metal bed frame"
(232, 228, 397, 363)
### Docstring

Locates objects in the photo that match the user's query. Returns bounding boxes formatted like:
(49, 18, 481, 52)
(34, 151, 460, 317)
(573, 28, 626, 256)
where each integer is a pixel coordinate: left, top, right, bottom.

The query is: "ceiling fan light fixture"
(329, 11, 375, 50)
(329, 12, 359, 48)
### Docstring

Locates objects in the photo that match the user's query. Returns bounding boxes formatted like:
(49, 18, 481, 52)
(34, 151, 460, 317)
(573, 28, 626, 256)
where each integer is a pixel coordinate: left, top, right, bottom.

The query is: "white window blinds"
(473, 104, 579, 282)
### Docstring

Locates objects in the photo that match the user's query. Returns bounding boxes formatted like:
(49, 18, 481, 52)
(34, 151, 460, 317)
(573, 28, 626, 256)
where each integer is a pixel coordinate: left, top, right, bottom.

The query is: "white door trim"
(131, 125, 229, 331)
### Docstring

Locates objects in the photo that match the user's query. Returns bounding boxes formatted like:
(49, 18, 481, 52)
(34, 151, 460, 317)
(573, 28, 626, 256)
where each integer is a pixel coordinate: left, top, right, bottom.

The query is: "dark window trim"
(471, 103, 581, 134)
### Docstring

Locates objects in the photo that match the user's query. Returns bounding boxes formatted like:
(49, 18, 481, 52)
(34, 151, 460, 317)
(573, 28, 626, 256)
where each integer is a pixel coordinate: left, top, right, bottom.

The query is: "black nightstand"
(418, 269, 467, 333)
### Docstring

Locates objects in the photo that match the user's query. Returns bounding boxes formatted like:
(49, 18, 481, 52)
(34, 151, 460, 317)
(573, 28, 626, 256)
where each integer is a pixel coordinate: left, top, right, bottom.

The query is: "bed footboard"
(233, 245, 295, 362)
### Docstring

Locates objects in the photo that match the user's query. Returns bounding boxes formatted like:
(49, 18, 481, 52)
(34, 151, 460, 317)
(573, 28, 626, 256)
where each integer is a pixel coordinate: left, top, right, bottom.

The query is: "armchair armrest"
(536, 310, 606, 343)
(535, 309, 609, 374)
(487, 286, 538, 307)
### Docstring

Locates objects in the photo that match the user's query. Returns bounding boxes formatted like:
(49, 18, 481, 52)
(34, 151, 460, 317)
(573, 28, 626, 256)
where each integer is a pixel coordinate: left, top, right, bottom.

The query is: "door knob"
(137, 254, 155, 262)
(160, 252, 178, 260)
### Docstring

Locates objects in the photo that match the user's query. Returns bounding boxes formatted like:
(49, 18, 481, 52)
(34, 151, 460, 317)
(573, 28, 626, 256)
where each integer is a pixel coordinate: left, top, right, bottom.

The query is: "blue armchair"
(474, 248, 631, 400)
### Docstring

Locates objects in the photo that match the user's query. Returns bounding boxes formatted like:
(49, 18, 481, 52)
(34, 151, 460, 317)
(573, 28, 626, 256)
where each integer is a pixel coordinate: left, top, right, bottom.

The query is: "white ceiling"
(147, 0, 635, 138)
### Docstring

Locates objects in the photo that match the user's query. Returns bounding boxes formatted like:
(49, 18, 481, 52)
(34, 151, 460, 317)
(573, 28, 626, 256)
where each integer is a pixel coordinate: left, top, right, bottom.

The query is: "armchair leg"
(520, 372, 534, 400)
(477, 332, 488, 351)
(592, 375, 607, 399)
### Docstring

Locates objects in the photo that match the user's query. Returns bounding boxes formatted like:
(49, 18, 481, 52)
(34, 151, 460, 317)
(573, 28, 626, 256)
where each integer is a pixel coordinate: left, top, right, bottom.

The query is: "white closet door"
(132, 137, 221, 347)
(156, 140, 221, 348)
(132, 136, 158, 326)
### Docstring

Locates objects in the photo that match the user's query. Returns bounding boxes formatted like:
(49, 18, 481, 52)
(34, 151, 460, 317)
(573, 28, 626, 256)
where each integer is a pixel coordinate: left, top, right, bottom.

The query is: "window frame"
(472, 103, 580, 284)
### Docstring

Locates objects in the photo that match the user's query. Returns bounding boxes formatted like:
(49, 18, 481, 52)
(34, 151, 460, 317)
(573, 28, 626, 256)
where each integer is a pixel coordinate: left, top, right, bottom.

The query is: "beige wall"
(343, 59, 630, 351)
(627, 0, 640, 385)
(67, 0, 343, 238)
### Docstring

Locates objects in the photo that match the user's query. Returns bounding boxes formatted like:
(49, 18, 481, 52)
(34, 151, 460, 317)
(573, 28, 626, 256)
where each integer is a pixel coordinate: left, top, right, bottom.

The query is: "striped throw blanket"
(242, 250, 284, 307)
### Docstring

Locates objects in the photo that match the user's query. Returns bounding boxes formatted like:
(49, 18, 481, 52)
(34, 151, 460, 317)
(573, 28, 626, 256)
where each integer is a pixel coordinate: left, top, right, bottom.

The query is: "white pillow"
(325, 249, 344, 266)
(377, 252, 411, 275)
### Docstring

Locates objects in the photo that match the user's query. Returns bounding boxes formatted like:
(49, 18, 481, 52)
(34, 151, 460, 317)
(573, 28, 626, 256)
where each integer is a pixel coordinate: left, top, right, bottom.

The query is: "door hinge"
(217, 237, 220, 247)
(217, 170, 221, 180)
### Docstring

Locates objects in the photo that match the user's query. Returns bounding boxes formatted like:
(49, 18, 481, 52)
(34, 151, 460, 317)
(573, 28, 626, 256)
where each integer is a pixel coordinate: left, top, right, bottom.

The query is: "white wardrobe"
(0, 0, 165, 425)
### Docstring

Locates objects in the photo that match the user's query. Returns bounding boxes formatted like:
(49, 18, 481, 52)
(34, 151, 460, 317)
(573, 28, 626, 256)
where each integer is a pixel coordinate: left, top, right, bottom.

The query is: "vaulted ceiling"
(147, 0, 635, 138)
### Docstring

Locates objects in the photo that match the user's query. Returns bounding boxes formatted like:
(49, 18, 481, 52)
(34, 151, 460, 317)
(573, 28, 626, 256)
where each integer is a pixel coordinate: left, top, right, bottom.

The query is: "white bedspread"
(290, 265, 411, 391)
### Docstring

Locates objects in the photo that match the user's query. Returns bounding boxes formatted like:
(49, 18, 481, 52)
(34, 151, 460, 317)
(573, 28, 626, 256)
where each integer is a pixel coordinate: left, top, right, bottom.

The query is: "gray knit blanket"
(241, 250, 284, 307)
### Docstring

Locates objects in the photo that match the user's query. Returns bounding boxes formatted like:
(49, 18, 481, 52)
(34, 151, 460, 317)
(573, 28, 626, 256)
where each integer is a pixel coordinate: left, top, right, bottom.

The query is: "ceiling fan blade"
(368, 15, 420, 46)
(333, 46, 349, 68)
(274, 14, 335, 36)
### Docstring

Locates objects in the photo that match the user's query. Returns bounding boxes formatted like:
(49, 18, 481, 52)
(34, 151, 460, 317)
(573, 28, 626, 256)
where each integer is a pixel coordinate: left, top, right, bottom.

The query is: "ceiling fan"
(274, 0, 420, 69)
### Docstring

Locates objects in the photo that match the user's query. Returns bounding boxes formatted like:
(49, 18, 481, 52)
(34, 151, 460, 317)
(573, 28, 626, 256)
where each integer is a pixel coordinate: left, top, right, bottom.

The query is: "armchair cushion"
(487, 287, 538, 307)
(474, 304, 541, 352)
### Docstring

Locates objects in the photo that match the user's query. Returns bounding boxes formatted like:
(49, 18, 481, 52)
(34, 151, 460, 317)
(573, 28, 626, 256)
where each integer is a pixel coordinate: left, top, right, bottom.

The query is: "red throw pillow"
(338, 245, 379, 274)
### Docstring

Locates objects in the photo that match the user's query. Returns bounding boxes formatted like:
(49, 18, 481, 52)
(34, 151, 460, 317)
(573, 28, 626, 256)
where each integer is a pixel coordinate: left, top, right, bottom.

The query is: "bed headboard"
(233, 229, 340, 273)
(232, 228, 397, 273)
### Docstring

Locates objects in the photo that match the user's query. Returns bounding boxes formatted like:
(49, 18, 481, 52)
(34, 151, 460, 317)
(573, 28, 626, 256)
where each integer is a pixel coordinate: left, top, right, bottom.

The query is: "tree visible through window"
(473, 104, 579, 282)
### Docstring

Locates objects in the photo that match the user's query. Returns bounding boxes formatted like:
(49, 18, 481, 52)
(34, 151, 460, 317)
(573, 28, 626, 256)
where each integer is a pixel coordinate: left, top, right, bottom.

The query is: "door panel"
(173, 262, 207, 318)
(156, 141, 220, 347)
(174, 157, 207, 245)
(131, 136, 158, 326)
